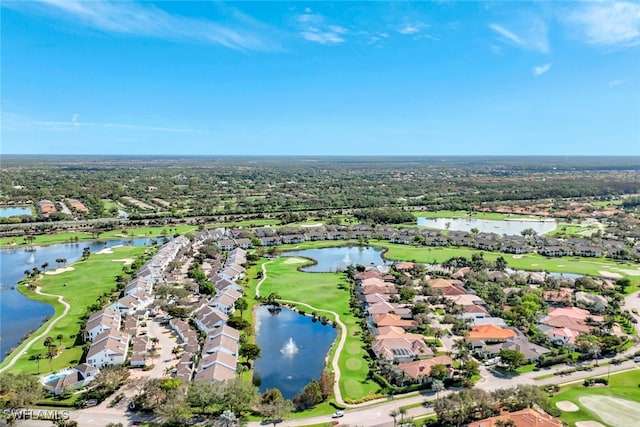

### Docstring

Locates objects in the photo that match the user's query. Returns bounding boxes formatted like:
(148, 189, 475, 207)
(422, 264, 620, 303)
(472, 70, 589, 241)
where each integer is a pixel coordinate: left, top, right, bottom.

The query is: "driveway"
(146, 318, 178, 378)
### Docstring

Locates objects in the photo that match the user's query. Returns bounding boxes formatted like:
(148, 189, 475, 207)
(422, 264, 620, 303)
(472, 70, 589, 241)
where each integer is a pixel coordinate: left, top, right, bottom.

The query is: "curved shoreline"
(0, 286, 70, 374)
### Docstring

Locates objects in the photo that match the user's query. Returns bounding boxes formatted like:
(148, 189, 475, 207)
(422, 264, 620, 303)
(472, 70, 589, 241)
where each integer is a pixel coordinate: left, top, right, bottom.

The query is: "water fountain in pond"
(281, 337, 299, 355)
(342, 249, 352, 266)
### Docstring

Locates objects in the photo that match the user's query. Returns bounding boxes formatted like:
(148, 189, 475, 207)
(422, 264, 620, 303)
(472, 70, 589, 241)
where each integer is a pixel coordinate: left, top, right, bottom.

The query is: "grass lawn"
(257, 258, 380, 401)
(206, 218, 282, 228)
(376, 242, 640, 287)
(546, 224, 594, 237)
(0, 245, 149, 375)
(0, 224, 198, 248)
(550, 368, 640, 427)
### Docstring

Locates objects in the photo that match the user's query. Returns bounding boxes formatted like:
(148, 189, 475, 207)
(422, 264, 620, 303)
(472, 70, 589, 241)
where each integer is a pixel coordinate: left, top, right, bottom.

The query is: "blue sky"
(1, 1, 639, 155)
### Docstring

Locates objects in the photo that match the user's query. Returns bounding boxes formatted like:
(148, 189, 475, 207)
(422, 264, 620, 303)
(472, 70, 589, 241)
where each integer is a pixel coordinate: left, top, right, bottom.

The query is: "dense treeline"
(1, 156, 639, 221)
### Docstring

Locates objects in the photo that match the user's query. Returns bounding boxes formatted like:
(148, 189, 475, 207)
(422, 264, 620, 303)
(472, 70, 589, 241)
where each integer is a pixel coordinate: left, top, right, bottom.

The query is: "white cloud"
(608, 79, 626, 87)
(8, 0, 279, 51)
(295, 9, 346, 45)
(566, 1, 640, 48)
(533, 63, 552, 76)
(2, 112, 201, 133)
(489, 23, 523, 46)
(488, 18, 549, 53)
(398, 22, 426, 35)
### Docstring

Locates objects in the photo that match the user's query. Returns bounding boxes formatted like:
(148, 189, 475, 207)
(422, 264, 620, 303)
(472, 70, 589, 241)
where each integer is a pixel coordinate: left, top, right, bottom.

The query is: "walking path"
(254, 259, 272, 298)
(0, 286, 70, 373)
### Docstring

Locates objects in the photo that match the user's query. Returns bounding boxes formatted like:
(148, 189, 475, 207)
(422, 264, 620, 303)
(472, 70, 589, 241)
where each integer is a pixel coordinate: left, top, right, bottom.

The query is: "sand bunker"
(579, 395, 640, 427)
(512, 255, 524, 259)
(113, 258, 134, 265)
(599, 271, 623, 279)
(45, 267, 75, 275)
(284, 257, 307, 265)
(619, 269, 640, 277)
(96, 247, 113, 255)
(556, 400, 579, 412)
(575, 422, 605, 427)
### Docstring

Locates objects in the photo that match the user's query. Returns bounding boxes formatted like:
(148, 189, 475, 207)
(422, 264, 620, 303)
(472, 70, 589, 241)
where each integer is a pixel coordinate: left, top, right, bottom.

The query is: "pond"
(284, 246, 390, 272)
(0, 238, 155, 361)
(0, 206, 32, 217)
(416, 217, 557, 235)
(253, 305, 337, 399)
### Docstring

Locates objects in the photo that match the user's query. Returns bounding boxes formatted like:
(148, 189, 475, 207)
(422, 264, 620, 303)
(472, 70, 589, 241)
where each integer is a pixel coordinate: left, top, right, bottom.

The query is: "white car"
(332, 411, 344, 418)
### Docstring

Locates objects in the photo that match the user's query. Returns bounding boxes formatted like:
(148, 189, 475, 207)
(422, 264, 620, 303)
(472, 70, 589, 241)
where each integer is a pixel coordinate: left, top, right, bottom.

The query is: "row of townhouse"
(83, 236, 191, 370)
(208, 223, 639, 261)
(166, 245, 245, 383)
(108, 237, 191, 316)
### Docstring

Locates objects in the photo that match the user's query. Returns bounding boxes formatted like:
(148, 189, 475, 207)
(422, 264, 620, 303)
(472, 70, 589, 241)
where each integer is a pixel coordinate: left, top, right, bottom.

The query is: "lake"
(416, 217, 557, 235)
(253, 305, 337, 399)
(0, 206, 32, 217)
(0, 238, 154, 360)
(284, 246, 389, 272)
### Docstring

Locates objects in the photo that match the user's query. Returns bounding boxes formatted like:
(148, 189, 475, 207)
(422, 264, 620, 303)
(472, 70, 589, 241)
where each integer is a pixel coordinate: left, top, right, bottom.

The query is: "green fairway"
(378, 242, 640, 287)
(0, 224, 197, 248)
(550, 368, 640, 427)
(0, 245, 149, 375)
(257, 257, 381, 401)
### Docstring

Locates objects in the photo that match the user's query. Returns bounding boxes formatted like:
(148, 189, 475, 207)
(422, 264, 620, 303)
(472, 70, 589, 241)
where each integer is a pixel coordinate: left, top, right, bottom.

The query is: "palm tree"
(41, 262, 49, 271)
(57, 334, 64, 347)
(399, 407, 407, 424)
(29, 353, 43, 374)
(389, 409, 399, 427)
(44, 336, 53, 353)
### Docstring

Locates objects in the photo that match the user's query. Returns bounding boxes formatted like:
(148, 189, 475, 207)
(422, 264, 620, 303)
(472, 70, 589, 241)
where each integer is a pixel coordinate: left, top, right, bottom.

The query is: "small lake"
(0, 206, 32, 217)
(416, 217, 557, 235)
(284, 246, 389, 272)
(253, 305, 337, 399)
(0, 238, 155, 360)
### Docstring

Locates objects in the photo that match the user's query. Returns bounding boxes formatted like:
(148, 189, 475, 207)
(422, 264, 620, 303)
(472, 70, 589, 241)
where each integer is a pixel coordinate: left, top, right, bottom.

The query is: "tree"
(318, 369, 335, 399)
(155, 387, 193, 424)
(0, 373, 44, 408)
(495, 256, 507, 271)
(44, 336, 54, 358)
(499, 349, 526, 371)
(29, 353, 43, 374)
(616, 278, 631, 293)
(235, 297, 248, 316)
(429, 364, 449, 381)
(431, 379, 445, 399)
(216, 377, 259, 416)
(219, 409, 238, 427)
(293, 380, 323, 410)
(389, 409, 399, 427)
(81, 247, 91, 260)
(266, 292, 280, 309)
(260, 389, 294, 427)
(57, 333, 64, 347)
(239, 343, 261, 364)
(41, 262, 49, 271)
(187, 380, 216, 413)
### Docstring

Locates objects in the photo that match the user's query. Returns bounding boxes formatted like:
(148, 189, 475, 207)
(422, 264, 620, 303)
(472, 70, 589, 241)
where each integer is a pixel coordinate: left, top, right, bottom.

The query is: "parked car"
(332, 411, 344, 418)
(634, 356, 640, 363)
